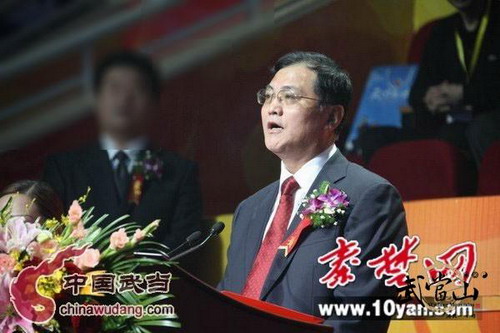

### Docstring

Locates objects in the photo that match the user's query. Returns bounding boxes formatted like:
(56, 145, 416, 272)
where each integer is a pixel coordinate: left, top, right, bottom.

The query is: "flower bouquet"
(279, 181, 349, 257)
(0, 190, 178, 332)
(300, 181, 349, 229)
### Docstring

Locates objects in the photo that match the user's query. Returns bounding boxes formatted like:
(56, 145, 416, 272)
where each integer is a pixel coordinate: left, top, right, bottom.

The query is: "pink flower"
(0, 273, 12, 314)
(71, 222, 87, 240)
(0, 274, 34, 333)
(302, 197, 324, 216)
(109, 228, 129, 250)
(0, 253, 15, 274)
(73, 248, 100, 271)
(68, 200, 83, 224)
(0, 217, 41, 253)
(28, 240, 58, 260)
(133, 229, 145, 242)
(319, 188, 349, 208)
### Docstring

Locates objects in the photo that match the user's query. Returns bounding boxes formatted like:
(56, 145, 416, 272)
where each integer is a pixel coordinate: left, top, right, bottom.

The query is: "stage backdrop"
(0, 0, 456, 216)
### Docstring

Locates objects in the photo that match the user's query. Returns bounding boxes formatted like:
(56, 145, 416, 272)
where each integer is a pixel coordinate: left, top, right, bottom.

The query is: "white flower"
(36, 230, 53, 243)
(324, 207, 335, 215)
(0, 217, 42, 253)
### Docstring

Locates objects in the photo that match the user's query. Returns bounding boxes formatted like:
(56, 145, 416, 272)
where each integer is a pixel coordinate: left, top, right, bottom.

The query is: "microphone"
(209, 221, 225, 235)
(166, 230, 202, 258)
(169, 222, 225, 261)
(134, 230, 201, 259)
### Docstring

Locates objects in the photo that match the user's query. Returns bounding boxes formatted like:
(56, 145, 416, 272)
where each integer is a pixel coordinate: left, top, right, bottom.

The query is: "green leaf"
(117, 291, 137, 305)
(98, 214, 131, 236)
(137, 320, 181, 328)
(319, 181, 331, 194)
(0, 196, 13, 225)
(82, 206, 96, 222)
(85, 213, 107, 229)
(139, 241, 171, 253)
(138, 294, 174, 307)
(136, 326, 152, 333)
(110, 257, 165, 272)
(94, 222, 140, 250)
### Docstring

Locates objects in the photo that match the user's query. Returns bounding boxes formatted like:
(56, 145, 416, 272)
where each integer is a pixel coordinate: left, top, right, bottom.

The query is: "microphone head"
(210, 221, 225, 235)
(186, 230, 202, 245)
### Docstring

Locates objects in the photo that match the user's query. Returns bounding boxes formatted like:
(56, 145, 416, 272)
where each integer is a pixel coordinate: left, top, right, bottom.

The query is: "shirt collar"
(100, 134, 148, 161)
(279, 144, 337, 193)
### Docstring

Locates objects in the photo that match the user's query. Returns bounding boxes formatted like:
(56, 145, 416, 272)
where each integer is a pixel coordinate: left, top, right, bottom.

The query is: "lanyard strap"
(454, 0, 491, 81)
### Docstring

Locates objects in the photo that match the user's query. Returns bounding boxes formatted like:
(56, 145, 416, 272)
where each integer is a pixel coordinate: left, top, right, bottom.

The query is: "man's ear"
(324, 105, 345, 131)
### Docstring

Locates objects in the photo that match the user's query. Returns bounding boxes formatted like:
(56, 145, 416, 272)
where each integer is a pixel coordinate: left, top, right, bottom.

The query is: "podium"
(163, 265, 333, 332)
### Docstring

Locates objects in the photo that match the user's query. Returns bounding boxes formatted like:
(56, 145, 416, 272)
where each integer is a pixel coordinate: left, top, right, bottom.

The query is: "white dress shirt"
(100, 134, 148, 173)
(261, 144, 338, 241)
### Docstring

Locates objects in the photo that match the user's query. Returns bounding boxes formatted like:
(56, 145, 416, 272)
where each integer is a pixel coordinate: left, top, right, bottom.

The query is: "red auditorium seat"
(477, 141, 500, 195)
(407, 20, 437, 63)
(368, 140, 467, 201)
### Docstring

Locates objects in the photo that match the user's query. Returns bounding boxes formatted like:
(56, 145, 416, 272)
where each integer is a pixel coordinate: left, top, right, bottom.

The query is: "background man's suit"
(219, 151, 408, 332)
(43, 143, 202, 249)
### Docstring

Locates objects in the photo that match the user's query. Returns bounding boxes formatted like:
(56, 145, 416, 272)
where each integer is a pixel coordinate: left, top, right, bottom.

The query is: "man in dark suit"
(43, 51, 202, 249)
(218, 52, 407, 332)
(409, 0, 500, 166)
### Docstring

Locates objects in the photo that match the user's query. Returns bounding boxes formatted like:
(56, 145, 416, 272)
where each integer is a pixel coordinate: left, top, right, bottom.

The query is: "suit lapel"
(82, 145, 121, 216)
(242, 182, 279, 288)
(260, 151, 349, 299)
(285, 151, 348, 239)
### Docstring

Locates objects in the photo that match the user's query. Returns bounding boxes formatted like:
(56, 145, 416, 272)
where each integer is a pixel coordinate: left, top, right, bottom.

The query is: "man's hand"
(424, 85, 448, 112)
(424, 81, 463, 113)
(440, 81, 463, 106)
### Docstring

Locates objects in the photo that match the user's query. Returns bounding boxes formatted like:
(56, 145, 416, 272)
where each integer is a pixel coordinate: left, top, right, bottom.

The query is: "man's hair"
(271, 51, 352, 129)
(93, 50, 161, 99)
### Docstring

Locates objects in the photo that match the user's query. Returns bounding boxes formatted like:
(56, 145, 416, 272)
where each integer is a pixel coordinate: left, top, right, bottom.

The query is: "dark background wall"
(0, 0, 416, 216)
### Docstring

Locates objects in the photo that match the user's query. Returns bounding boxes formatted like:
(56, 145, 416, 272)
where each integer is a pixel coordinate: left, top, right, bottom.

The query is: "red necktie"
(242, 176, 299, 299)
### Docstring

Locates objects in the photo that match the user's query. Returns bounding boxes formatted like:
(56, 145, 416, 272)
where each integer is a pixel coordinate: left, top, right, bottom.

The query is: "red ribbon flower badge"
(128, 150, 164, 205)
(279, 181, 349, 257)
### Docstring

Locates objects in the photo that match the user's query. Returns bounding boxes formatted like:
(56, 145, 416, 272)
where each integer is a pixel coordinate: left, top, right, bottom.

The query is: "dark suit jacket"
(409, 1, 500, 132)
(42, 143, 202, 249)
(218, 151, 408, 333)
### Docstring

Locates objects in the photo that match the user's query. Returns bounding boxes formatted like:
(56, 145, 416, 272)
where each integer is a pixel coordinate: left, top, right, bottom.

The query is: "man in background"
(409, 0, 500, 166)
(43, 50, 202, 249)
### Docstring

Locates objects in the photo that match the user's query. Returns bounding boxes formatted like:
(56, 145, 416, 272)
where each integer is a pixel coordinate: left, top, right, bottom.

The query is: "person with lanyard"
(409, 0, 500, 167)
